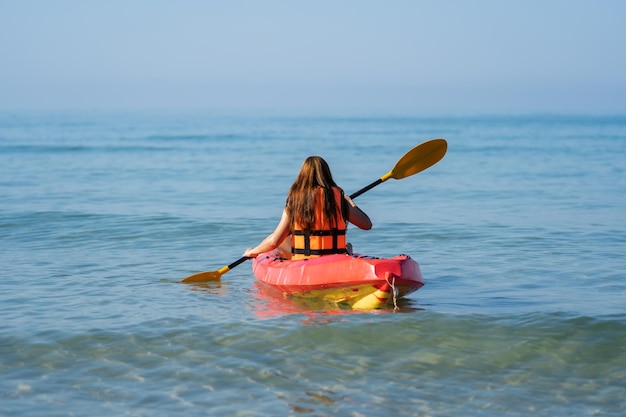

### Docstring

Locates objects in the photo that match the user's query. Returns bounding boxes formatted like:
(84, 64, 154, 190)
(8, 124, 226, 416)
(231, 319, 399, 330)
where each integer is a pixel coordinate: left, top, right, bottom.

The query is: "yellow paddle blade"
(382, 138, 447, 181)
(181, 270, 223, 283)
(181, 257, 249, 283)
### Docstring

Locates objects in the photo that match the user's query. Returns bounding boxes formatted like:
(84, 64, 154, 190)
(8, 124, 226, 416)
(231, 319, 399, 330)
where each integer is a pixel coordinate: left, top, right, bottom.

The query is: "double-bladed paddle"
(181, 138, 447, 283)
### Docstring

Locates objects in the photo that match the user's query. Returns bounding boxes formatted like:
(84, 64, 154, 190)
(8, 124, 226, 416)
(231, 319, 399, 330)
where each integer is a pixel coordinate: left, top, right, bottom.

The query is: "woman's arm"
(344, 195, 372, 230)
(243, 209, 291, 258)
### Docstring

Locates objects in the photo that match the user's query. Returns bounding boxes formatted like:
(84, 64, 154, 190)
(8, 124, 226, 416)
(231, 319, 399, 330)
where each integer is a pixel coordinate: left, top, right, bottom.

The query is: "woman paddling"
(243, 156, 372, 260)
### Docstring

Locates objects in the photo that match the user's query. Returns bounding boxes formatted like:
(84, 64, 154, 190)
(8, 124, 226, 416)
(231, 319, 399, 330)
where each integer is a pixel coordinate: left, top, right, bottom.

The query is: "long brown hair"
(286, 156, 341, 231)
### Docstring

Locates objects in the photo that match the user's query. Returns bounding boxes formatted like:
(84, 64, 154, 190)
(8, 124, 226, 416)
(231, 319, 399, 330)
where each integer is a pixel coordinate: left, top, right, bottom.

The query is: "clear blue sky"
(1, 0, 624, 114)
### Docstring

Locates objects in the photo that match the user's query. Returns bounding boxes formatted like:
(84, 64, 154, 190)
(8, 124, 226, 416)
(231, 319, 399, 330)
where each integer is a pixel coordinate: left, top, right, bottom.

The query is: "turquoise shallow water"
(1, 111, 625, 416)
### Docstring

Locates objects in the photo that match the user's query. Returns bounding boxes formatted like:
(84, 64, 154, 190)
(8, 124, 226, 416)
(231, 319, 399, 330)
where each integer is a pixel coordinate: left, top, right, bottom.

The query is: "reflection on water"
(179, 280, 224, 296)
(249, 281, 424, 321)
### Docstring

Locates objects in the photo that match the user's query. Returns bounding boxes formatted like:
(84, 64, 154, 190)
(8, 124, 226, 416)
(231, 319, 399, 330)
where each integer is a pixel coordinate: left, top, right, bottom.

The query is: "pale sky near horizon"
(1, 0, 625, 115)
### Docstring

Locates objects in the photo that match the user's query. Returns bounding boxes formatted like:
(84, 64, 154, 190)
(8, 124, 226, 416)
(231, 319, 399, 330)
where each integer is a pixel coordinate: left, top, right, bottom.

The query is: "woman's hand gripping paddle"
(181, 138, 447, 283)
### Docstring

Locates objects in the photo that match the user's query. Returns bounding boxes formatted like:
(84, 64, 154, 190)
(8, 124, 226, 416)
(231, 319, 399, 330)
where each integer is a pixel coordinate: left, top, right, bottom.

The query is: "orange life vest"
(291, 187, 348, 260)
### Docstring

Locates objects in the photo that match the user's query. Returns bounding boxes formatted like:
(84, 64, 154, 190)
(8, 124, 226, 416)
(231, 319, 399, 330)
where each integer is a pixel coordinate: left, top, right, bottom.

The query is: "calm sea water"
(1, 111, 624, 416)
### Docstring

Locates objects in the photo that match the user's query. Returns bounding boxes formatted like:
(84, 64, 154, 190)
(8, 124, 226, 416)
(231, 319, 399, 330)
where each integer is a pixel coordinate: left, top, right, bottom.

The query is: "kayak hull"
(251, 251, 424, 309)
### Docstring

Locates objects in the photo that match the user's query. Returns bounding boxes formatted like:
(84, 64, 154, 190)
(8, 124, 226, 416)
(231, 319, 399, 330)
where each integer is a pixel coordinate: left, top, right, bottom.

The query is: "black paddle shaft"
(349, 178, 383, 199)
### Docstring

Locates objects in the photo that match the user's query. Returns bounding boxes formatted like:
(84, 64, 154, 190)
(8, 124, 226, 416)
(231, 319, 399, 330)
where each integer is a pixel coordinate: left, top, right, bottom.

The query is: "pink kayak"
(251, 251, 424, 309)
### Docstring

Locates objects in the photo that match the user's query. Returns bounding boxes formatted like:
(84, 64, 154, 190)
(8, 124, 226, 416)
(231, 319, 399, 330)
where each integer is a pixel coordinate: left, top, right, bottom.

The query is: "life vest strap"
(292, 230, 347, 236)
(291, 229, 346, 256)
(291, 247, 348, 256)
